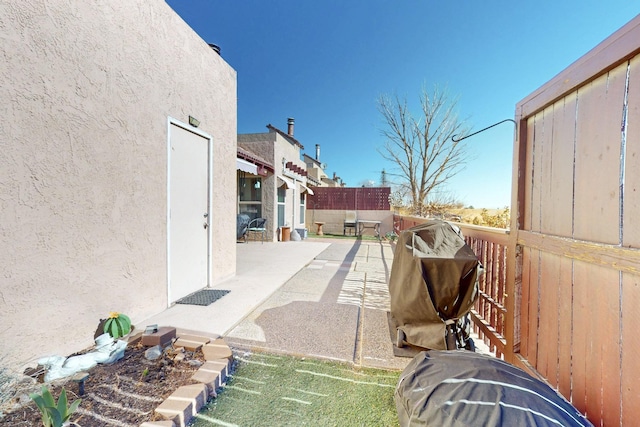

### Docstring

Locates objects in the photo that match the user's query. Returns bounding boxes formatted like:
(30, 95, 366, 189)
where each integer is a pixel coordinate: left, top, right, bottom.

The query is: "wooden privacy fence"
(393, 15, 640, 425)
(393, 215, 509, 357)
(511, 15, 640, 426)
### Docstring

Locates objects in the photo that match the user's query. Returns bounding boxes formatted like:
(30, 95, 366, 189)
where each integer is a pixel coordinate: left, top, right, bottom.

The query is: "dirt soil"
(0, 341, 207, 426)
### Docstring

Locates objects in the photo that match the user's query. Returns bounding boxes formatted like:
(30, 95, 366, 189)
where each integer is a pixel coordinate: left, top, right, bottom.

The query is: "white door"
(168, 121, 210, 304)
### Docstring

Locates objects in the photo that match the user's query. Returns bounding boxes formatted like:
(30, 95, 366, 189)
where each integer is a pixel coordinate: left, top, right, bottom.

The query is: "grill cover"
(395, 350, 593, 426)
(389, 220, 480, 350)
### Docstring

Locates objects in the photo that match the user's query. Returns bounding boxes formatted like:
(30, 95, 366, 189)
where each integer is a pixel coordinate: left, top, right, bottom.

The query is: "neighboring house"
(0, 1, 237, 372)
(303, 146, 344, 188)
(303, 145, 328, 187)
(238, 118, 314, 240)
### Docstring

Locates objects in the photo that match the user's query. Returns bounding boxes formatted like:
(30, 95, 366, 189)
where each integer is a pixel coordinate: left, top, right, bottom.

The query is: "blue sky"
(166, 1, 639, 208)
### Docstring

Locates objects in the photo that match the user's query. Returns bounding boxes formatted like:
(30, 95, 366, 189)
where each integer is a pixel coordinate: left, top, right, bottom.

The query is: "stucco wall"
(0, 1, 237, 371)
(238, 134, 277, 240)
(274, 133, 308, 232)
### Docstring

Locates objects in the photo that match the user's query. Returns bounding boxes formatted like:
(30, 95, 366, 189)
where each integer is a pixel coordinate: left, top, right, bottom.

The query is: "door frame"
(166, 117, 213, 306)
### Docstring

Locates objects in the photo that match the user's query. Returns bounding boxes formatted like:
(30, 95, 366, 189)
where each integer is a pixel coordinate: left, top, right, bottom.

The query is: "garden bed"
(0, 341, 206, 426)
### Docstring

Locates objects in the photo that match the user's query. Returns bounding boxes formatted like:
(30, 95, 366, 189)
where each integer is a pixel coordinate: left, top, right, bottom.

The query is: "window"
(299, 192, 305, 224)
(277, 186, 286, 227)
(238, 175, 262, 220)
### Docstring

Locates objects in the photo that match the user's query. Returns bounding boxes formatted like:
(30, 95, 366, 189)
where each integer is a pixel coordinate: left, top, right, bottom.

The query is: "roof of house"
(266, 124, 304, 150)
(303, 153, 322, 167)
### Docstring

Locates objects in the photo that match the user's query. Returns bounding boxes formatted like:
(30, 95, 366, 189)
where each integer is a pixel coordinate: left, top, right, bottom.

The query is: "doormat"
(176, 289, 230, 306)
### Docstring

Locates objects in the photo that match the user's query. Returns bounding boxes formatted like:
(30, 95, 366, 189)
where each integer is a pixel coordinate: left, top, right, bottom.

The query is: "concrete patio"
(142, 237, 490, 372)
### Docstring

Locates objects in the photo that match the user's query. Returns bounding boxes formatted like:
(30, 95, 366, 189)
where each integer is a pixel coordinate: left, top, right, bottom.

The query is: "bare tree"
(377, 84, 471, 217)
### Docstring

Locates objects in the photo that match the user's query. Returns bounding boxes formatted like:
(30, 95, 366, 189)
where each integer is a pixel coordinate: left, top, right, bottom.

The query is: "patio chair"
(343, 211, 357, 235)
(237, 214, 250, 241)
(246, 217, 267, 243)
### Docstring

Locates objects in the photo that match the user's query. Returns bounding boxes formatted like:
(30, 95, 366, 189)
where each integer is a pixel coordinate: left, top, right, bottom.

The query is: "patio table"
(357, 220, 381, 239)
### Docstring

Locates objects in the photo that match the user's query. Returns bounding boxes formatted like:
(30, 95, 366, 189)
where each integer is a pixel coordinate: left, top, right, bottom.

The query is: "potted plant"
(30, 385, 81, 427)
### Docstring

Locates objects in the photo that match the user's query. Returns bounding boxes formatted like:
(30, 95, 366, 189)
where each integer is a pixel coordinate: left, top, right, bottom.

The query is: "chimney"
(315, 144, 320, 161)
(208, 43, 221, 55)
(287, 118, 295, 136)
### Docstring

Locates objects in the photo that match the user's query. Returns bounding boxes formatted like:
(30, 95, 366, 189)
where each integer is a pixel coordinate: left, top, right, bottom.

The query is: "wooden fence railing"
(393, 215, 510, 357)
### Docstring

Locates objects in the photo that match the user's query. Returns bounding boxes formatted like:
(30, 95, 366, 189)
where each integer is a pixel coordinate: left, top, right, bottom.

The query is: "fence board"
(490, 243, 500, 353)
(496, 244, 506, 340)
(538, 106, 554, 235)
(543, 93, 576, 237)
(600, 271, 621, 426)
(622, 273, 640, 424)
(556, 256, 573, 400)
(519, 229, 640, 275)
(571, 261, 589, 415)
(623, 56, 640, 248)
(574, 68, 625, 244)
(537, 252, 559, 388)
(581, 263, 620, 425)
(584, 264, 604, 424)
(530, 112, 544, 233)
(523, 247, 540, 366)
(523, 116, 535, 231)
(520, 246, 532, 359)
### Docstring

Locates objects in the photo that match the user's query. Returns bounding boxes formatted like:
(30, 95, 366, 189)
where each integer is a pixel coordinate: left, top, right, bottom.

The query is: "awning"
(277, 175, 294, 189)
(237, 158, 258, 174)
(299, 183, 314, 195)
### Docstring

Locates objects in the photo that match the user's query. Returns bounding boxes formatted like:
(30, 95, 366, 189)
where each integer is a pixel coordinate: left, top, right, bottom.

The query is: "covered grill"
(388, 220, 481, 351)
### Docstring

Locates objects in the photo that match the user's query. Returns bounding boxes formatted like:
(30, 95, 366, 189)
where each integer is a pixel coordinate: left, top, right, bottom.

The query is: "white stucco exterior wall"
(0, 1, 237, 371)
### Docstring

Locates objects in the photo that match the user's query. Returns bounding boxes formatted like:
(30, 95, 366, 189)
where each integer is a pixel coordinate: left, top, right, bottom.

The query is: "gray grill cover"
(389, 220, 480, 350)
(395, 350, 593, 426)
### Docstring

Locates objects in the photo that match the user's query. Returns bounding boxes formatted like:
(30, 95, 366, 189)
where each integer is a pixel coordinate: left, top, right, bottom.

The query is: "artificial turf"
(191, 352, 401, 427)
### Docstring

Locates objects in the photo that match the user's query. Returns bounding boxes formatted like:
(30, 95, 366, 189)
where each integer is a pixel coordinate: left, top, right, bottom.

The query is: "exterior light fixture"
(189, 116, 200, 128)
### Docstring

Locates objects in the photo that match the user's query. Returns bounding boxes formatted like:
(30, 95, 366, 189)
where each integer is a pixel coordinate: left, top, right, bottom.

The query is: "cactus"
(103, 312, 131, 339)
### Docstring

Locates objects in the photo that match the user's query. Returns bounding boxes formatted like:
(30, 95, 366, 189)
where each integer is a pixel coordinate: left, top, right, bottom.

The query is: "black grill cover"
(395, 351, 593, 426)
(389, 220, 480, 350)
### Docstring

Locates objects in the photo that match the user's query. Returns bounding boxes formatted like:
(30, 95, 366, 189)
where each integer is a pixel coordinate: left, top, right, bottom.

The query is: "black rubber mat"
(175, 289, 230, 306)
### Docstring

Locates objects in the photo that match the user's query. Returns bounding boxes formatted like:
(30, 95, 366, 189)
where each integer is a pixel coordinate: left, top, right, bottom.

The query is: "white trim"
(166, 117, 213, 307)
(237, 158, 258, 174)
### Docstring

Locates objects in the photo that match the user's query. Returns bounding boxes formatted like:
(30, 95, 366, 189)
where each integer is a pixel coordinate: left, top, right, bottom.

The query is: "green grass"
(191, 352, 401, 427)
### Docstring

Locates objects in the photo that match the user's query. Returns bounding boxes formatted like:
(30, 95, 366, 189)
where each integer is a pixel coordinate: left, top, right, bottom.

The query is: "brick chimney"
(315, 144, 320, 161)
(287, 118, 295, 137)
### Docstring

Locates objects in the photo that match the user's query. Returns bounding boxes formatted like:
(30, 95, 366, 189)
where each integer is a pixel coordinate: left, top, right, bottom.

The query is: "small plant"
(29, 385, 81, 427)
(385, 231, 398, 242)
(103, 312, 131, 339)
